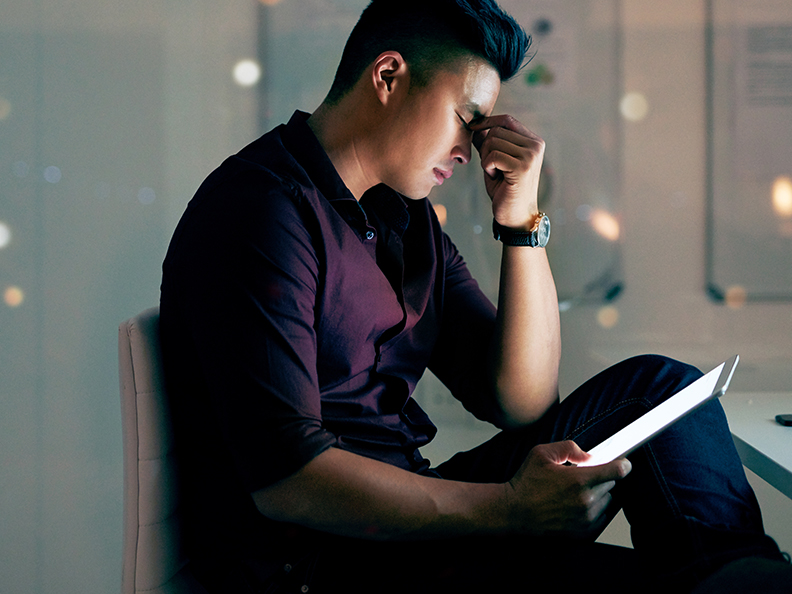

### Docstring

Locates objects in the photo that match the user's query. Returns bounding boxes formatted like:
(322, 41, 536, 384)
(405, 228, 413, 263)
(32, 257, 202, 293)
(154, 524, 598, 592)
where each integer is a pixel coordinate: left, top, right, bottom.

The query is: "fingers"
(473, 123, 543, 157)
(534, 442, 632, 482)
(580, 458, 633, 484)
(470, 117, 545, 198)
(509, 442, 630, 536)
(534, 440, 589, 465)
(469, 114, 532, 136)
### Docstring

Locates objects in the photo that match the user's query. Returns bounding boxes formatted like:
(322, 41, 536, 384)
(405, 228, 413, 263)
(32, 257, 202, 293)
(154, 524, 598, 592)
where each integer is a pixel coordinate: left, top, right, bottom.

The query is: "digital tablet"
(576, 355, 739, 468)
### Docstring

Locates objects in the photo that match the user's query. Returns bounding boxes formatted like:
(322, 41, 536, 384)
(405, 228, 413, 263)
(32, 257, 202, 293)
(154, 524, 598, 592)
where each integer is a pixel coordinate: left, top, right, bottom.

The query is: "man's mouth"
(433, 168, 452, 185)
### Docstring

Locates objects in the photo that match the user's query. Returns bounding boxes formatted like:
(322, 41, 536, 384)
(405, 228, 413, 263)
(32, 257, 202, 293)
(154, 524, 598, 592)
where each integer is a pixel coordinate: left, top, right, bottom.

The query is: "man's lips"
(433, 168, 453, 184)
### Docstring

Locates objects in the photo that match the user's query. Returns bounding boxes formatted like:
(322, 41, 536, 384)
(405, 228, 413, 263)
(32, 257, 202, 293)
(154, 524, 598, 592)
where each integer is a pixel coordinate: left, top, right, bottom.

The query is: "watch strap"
(492, 216, 546, 247)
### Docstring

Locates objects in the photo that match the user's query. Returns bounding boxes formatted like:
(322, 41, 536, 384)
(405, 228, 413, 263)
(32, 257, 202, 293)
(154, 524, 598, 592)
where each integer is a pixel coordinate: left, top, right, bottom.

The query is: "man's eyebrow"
(464, 103, 487, 125)
(465, 103, 485, 119)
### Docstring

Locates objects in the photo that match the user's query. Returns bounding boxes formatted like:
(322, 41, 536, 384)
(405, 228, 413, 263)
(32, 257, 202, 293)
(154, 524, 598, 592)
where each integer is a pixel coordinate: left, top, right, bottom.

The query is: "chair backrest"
(118, 307, 206, 594)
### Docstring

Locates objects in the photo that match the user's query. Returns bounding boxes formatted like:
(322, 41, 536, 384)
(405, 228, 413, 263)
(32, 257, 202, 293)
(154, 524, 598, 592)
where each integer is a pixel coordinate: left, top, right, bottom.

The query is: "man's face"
(375, 57, 501, 199)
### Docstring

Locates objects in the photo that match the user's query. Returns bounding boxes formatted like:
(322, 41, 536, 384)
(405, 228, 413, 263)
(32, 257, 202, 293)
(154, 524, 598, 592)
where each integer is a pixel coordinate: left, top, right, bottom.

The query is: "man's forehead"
(459, 61, 500, 115)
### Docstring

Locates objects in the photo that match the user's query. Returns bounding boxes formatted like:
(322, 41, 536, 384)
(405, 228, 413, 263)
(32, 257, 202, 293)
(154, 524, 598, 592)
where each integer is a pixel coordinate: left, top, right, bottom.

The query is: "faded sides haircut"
(325, 0, 531, 104)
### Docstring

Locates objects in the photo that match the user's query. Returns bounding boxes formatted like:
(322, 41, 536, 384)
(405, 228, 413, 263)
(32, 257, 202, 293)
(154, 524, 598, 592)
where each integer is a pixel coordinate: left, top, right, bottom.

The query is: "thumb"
(537, 440, 591, 465)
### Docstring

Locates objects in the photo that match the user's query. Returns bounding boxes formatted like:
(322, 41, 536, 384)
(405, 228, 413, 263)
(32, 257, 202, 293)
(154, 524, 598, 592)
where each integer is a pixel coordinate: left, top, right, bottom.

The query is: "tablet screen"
(576, 355, 739, 467)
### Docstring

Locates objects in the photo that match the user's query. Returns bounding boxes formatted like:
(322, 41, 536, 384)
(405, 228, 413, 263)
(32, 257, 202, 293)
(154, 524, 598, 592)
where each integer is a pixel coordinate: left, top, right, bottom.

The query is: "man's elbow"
(494, 386, 559, 429)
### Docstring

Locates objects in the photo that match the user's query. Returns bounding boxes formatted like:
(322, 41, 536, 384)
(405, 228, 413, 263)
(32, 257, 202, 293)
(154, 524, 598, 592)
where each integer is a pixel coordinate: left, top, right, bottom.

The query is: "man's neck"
(307, 102, 378, 201)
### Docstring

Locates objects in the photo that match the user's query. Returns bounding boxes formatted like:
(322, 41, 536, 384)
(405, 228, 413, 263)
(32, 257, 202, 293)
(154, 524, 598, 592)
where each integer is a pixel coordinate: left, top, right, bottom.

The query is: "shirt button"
(301, 586, 310, 593)
(283, 564, 292, 573)
(365, 230, 375, 240)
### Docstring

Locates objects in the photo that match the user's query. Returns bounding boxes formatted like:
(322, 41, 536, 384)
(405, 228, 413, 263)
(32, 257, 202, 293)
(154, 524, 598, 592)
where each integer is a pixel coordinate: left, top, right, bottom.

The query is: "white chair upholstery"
(118, 307, 207, 594)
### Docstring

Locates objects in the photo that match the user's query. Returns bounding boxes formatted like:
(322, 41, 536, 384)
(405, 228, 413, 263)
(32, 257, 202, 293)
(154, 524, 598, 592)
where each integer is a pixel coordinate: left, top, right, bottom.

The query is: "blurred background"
(1, 1, 791, 591)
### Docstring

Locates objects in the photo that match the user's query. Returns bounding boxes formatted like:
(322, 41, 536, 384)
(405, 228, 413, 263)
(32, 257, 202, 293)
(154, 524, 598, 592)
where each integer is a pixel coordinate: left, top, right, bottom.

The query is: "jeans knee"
(621, 354, 701, 381)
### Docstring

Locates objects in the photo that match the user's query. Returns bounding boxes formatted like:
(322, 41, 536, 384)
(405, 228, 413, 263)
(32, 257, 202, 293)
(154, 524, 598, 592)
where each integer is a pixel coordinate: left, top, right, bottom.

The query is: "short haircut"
(325, 0, 531, 104)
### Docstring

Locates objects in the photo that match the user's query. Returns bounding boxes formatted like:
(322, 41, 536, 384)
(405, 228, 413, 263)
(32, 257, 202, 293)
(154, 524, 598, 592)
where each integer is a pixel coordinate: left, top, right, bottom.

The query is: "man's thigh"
(434, 355, 703, 484)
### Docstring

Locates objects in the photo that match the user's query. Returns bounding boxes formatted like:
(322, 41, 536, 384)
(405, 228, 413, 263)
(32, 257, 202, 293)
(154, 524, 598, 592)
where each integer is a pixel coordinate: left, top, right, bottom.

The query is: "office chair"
(118, 307, 207, 594)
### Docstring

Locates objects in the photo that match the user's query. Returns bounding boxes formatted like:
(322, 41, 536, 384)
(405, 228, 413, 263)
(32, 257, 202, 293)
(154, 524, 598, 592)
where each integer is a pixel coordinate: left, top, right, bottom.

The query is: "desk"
(720, 392, 792, 499)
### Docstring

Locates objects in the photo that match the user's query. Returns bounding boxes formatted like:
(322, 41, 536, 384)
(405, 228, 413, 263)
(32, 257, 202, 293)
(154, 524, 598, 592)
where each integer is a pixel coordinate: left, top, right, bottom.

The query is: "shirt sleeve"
(161, 167, 337, 493)
(427, 231, 502, 425)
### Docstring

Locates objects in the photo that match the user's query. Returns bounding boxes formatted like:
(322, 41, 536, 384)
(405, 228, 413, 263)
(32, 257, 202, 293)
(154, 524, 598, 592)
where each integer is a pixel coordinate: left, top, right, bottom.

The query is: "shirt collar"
(281, 110, 357, 205)
(281, 110, 411, 236)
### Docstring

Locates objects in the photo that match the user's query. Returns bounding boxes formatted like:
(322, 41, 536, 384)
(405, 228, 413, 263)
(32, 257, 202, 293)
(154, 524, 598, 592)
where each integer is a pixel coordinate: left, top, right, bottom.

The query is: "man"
(160, 1, 788, 592)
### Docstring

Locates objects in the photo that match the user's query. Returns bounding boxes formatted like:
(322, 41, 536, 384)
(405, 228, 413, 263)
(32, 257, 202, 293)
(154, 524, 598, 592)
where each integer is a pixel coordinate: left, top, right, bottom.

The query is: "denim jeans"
(432, 354, 782, 591)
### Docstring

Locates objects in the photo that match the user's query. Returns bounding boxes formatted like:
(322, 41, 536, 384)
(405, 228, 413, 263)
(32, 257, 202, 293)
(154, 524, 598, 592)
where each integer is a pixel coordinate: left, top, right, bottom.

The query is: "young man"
(159, 1, 788, 592)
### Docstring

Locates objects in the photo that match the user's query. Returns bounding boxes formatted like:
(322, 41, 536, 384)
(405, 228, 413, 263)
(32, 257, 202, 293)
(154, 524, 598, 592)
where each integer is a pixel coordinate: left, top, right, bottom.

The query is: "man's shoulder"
(200, 125, 313, 200)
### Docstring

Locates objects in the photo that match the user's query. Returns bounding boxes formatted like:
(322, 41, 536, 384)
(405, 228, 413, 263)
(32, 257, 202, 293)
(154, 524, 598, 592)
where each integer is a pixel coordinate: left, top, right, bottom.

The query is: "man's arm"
(252, 441, 630, 541)
(471, 115, 562, 427)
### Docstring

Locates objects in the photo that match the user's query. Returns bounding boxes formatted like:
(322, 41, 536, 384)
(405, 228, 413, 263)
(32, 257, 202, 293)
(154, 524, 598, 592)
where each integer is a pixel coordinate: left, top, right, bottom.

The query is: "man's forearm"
(252, 447, 511, 540)
(252, 441, 629, 541)
(491, 244, 561, 427)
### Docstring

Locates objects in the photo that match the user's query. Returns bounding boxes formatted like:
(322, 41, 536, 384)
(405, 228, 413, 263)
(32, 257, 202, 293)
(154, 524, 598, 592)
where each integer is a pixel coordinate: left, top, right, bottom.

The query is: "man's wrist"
(492, 213, 550, 247)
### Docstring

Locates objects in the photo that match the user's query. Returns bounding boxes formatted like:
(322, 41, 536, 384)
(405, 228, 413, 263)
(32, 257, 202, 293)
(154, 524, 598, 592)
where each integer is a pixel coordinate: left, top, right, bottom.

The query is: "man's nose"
(452, 138, 472, 165)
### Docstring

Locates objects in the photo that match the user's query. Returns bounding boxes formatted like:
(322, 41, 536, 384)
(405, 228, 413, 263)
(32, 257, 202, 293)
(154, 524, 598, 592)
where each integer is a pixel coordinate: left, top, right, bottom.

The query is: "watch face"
(537, 215, 551, 246)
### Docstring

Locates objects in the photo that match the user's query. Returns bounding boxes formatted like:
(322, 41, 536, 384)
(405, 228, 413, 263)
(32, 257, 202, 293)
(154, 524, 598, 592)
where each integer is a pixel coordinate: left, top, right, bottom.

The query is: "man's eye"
(457, 114, 472, 131)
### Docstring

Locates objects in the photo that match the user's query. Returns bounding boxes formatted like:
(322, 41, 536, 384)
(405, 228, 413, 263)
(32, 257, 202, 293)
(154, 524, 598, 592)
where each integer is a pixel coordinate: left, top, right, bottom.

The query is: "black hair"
(325, 0, 531, 104)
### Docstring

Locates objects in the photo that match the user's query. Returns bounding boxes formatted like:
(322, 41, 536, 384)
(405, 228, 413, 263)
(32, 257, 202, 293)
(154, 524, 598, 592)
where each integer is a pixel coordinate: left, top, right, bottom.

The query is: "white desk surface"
(720, 392, 792, 499)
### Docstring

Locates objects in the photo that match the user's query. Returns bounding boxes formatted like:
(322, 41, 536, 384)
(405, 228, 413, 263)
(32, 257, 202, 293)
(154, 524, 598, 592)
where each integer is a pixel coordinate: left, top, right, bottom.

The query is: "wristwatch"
(492, 213, 551, 247)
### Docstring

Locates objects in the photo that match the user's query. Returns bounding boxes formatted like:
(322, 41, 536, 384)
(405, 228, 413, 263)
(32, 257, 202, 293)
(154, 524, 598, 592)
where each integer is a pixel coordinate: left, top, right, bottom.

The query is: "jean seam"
(644, 441, 683, 519)
(562, 397, 652, 442)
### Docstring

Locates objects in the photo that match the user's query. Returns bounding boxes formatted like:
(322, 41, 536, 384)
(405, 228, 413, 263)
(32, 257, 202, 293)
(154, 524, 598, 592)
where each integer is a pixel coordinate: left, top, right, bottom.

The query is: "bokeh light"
(44, 165, 62, 184)
(772, 176, 792, 218)
(0, 96, 11, 121)
(620, 92, 649, 122)
(576, 204, 593, 222)
(233, 59, 262, 87)
(597, 306, 619, 329)
(725, 285, 747, 309)
(13, 161, 29, 178)
(138, 187, 156, 205)
(433, 203, 447, 226)
(0, 221, 10, 249)
(591, 209, 620, 242)
(4, 286, 24, 308)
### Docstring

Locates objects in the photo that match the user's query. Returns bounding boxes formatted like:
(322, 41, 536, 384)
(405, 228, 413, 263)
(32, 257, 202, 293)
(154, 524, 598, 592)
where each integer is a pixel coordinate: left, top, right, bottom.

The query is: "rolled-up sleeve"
(161, 168, 337, 493)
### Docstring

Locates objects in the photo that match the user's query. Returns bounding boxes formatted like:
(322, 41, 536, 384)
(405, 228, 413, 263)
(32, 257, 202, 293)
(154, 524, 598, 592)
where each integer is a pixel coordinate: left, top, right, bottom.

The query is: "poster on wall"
(707, 0, 792, 301)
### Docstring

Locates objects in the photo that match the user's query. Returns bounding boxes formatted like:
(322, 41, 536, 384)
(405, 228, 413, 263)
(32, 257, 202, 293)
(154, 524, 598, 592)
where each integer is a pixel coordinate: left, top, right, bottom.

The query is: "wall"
(0, 1, 789, 593)
(0, 2, 259, 592)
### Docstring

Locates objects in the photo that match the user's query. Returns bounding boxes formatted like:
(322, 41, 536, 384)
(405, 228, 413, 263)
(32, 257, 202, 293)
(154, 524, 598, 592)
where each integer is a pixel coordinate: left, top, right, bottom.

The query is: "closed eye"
(457, 113, 473, 132)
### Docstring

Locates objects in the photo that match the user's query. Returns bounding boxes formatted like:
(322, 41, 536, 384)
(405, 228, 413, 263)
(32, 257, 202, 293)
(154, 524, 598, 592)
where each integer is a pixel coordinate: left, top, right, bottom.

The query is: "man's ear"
(371, 51, 409, 106)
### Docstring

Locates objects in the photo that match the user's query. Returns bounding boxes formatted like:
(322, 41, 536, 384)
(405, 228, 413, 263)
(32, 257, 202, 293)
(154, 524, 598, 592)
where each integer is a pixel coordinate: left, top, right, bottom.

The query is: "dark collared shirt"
(159, 111, 498, 578)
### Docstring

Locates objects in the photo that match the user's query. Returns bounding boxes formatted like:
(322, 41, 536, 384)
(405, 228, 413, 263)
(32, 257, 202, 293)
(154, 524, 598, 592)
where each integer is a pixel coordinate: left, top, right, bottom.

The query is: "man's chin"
(396, 184, 432, 201)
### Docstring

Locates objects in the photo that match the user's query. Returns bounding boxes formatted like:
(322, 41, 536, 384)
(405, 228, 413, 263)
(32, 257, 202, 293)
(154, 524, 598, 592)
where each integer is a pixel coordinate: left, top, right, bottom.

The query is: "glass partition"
(706, 0, 792, 302)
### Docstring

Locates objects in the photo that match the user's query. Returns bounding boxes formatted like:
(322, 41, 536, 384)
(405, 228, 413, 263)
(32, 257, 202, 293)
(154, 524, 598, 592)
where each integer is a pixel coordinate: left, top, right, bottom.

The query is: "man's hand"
(504, 441, 632, 537)
(470, 115, 545, 230)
